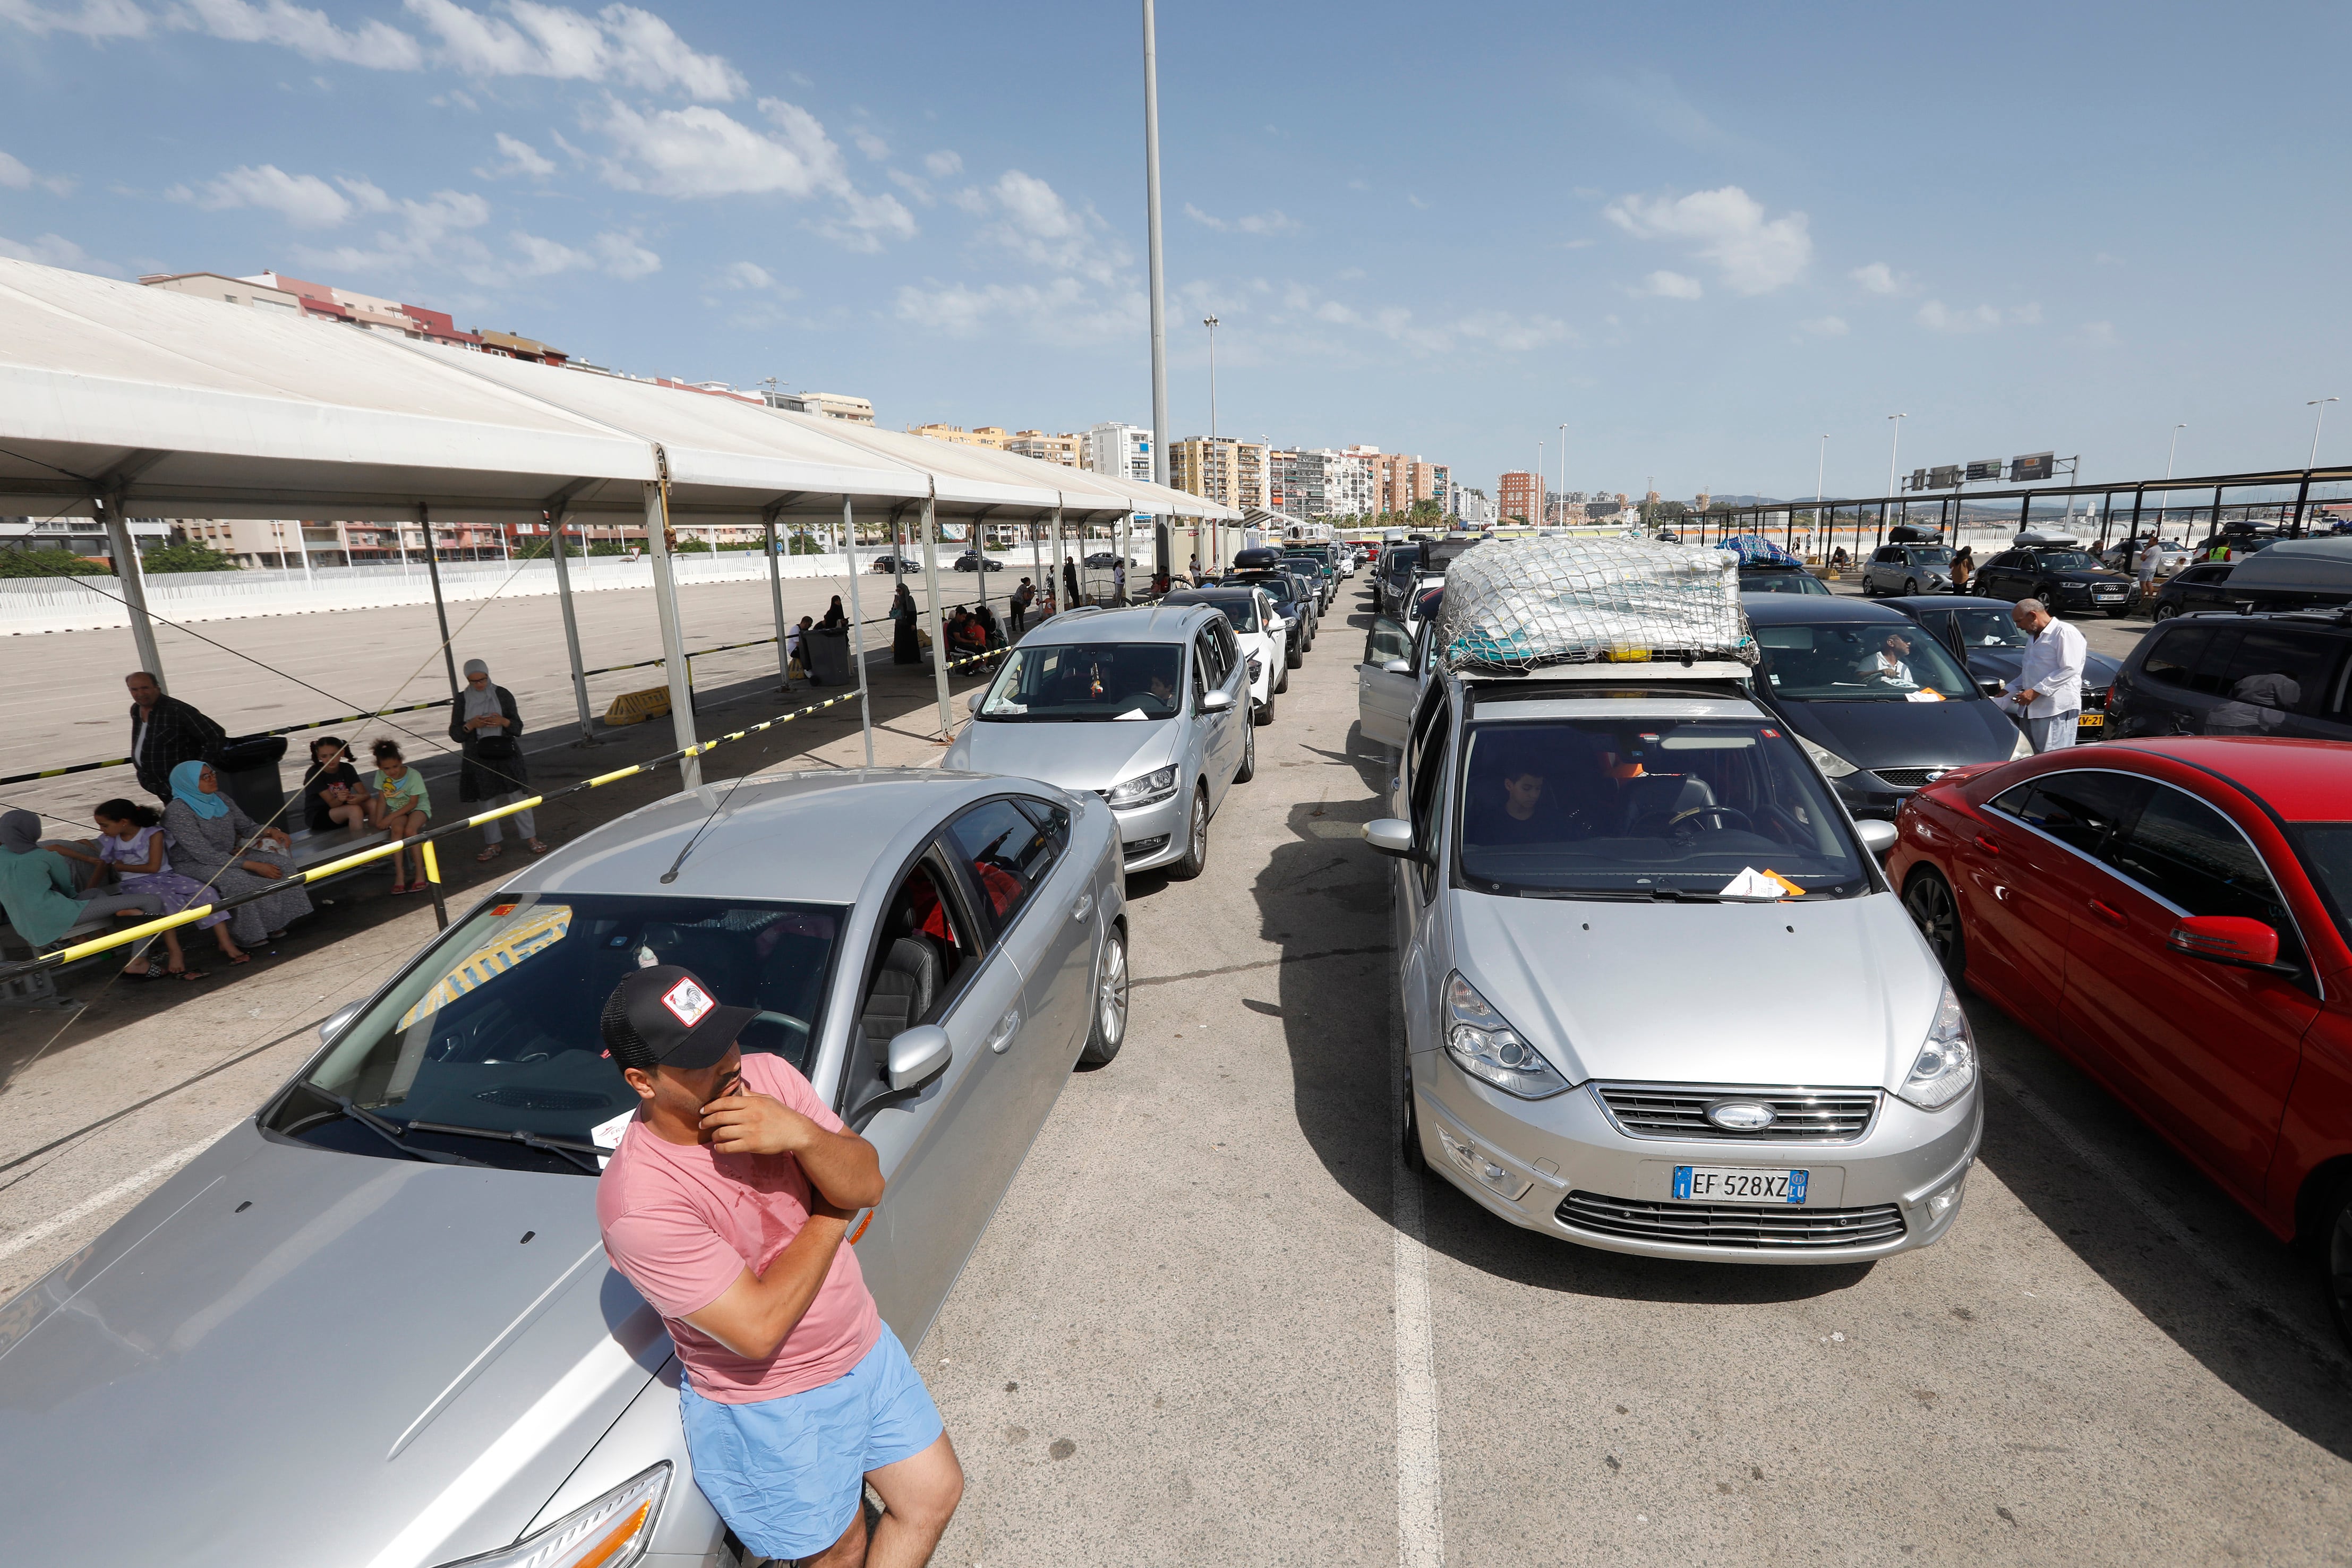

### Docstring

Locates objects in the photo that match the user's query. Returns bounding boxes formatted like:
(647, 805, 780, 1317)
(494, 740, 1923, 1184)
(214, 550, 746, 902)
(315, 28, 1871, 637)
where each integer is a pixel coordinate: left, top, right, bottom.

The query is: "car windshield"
(1455, 718, 1870, 899)
(1949, 609, 2031, 648)
(977, 640, 1184, 721)
(2034, 550, 2099, 571)
(2294, 825, 2352, 945)
(1905, 547, 1955, 566)
(1742, 570, 1825, 595)
(1754, 619, 1977, 700)
(1174, 594, 1260, 631)
(1254, 577, 1302, 611)
(266, 894, 842, 1174)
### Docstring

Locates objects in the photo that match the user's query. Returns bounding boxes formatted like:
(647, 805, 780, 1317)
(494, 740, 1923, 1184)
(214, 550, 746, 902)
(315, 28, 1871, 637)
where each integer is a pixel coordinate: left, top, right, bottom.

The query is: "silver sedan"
(0, 768, 1129, 1567)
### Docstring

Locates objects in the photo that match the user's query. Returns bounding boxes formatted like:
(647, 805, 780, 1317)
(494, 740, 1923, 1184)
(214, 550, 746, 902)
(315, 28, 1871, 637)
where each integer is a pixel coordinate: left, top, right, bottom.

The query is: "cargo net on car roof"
(1434, 536, 1756, 675)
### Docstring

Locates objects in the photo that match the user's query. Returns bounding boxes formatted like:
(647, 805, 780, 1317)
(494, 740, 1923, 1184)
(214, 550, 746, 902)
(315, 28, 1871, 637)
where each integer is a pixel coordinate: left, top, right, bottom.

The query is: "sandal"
(525, 839, 549, 855)
(170, 966, 207, 982)
(226, 952, 252, 966)
(122, 959, 164, 982)
(476, 844, 504, 863)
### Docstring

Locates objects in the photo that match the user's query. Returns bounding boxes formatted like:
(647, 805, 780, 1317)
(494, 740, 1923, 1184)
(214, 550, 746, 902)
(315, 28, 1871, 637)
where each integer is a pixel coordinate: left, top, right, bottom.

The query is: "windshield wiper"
(302, 1086, 492, 1167)
(403, 1120, 609, 1175)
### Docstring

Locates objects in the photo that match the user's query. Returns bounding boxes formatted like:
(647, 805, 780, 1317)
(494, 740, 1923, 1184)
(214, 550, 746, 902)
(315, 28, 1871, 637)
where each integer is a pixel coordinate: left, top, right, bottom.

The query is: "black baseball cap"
(600, 964, 757, 1072)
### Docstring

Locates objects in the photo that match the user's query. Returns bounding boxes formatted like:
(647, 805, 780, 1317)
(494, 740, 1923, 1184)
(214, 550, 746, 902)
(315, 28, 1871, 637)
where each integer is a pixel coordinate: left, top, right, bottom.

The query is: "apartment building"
(1169, 437, 1269, 510)
(1497, 471, 1542, 525)
(1001, 430, 1082, 466)
(1085, 422, 1155, 484)
(909, 424, 1010, 449)
(1268, 449, 1324, 517)
(764, 390, 876, 423)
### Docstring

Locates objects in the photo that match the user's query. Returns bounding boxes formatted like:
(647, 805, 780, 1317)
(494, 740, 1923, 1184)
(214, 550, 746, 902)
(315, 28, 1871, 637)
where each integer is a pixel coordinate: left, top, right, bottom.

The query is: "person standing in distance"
(2002, 598, 2087, 753)
(596, 966, 962, 1567)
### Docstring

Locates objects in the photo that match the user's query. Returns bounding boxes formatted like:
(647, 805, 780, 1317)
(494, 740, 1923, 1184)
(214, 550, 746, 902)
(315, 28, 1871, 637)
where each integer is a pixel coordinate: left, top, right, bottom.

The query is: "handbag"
(473, 731, 518, 760)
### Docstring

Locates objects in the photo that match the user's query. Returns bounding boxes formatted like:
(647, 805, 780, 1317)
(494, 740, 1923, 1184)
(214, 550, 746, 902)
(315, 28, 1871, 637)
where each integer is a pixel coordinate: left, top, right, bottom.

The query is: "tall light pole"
(1556, 422, 1567, 526)
(1816, 434, 1828, 506)
(1885, 414, 1906, 497)
(1536, 442, 1544, 526)
(2307, 397, 2338, 469)
(2157, 421, 2185, 537)
(1203, 315, 1219, 442)
(1141, 0, 1170, 573)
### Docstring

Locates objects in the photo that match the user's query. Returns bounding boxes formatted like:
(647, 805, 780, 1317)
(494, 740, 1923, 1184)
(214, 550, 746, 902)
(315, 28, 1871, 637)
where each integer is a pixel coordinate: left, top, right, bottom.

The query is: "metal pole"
(420, 504, 460, 702)
(765, 513, 791, 690)
(102, 498, 165, 691)
(922, 494, 954, 738)
(546, 507, 596, 745)
(293, 515, 313, 586)
(1205, 315, 1219, 442)
(644, 475, 703, 790)
(1886, 413, 1906, 503)
(841, 494, 874, 766)
(1142, 0, 1170, 493)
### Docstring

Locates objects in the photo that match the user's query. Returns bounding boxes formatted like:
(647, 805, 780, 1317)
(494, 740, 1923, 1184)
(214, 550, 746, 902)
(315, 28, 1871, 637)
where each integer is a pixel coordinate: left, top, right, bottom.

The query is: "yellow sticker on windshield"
(397, 906, 572, 1031)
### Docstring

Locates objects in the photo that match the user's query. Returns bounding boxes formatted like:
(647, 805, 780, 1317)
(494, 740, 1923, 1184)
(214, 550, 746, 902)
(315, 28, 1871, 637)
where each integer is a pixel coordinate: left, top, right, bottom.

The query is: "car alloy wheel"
(1903, 868, 1966, 981)
(1905, 578, 1921, 595)
(1081, 927, 1128, 1066)
(1169, 787, 1210, 880)
(2324, 1178, 2352, 1345)
(1401, 1067, 1426, 1173)
(2154, 602, 2178, 620)
(1236, 719, 1258, 781)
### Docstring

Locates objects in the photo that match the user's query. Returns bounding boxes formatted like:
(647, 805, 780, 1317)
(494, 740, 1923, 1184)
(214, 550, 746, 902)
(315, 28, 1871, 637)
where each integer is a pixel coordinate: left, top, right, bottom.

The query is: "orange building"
(1498, 471, 1542, 525)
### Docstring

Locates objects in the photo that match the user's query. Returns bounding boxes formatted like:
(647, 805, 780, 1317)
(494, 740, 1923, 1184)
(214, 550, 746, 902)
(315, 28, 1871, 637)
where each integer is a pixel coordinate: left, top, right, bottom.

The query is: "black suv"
(1971, 542, 2139, 618)
(2107, 609, 2352, 740)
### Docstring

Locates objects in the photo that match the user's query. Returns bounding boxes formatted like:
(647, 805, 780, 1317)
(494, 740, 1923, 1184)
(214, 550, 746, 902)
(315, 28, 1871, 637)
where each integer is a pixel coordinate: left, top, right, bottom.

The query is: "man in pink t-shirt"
(596, 964, 962, 1566)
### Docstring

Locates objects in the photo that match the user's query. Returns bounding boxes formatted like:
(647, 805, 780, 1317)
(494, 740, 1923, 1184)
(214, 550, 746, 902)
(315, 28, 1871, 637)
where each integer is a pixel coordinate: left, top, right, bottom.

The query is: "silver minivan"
(945, 603, 1253, 879)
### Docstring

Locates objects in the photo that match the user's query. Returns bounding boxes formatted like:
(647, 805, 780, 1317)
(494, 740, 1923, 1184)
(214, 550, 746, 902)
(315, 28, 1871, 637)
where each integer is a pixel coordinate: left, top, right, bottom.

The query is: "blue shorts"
(678, 1324, 944, 1561)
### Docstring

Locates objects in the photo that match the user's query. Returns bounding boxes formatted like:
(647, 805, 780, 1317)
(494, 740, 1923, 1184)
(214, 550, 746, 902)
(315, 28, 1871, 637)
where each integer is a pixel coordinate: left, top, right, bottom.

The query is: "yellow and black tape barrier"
(0, 647, 1003, 985)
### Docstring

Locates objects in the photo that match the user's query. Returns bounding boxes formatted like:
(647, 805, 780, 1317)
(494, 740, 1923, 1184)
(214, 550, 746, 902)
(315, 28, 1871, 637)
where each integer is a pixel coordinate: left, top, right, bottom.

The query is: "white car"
(1161, 585, 1287, 721)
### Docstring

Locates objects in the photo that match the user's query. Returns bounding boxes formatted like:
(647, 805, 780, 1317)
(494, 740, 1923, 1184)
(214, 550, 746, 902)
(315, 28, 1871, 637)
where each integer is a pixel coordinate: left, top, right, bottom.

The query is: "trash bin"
(215, 733, 289, 826)
(804, 624, 851, 687)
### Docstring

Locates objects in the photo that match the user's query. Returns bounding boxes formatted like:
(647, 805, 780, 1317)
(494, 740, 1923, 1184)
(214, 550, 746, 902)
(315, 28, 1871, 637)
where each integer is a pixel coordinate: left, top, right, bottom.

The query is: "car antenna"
(660, 756, 762, 885)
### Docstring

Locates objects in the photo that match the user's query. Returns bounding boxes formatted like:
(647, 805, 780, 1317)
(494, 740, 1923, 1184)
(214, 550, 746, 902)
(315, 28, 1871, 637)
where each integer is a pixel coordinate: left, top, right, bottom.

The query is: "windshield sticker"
(397, 905, 572, 1031)
(589, 1107, 635, 1170)
(1718, 867, 1807, 901)
(1904, 689, 1946, 702)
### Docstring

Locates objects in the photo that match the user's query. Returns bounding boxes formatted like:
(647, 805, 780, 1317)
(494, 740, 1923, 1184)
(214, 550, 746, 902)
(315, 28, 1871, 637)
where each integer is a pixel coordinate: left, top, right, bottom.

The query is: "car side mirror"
(1382, 659, 1412, 674)
(2167, 915, 2295, 974)
(1199, 687, 1236, 713)
(1854, 819, 1898, 856)
(1977, 678, 2005, 696)
(888, 1024, 952, 1089)
(967, 690, 987, 714)
(317, 999, 365, 1044)
(1363, 818, 1429, 863)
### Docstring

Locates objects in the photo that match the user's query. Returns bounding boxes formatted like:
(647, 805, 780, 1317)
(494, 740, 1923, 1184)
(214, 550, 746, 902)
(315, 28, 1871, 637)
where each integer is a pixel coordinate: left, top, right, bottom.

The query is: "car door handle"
(2087, 898, 2125, 927)
(1974, 834, 2002, 856)
(986, 1008, 1021, 1053)
(1071, 893, 1093, 923)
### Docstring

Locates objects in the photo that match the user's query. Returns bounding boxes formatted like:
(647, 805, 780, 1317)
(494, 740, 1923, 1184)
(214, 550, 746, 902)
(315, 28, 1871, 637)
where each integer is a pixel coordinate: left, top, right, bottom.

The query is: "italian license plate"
(2077, 713, 2105, 729)
(1674, 1166, 1809, 1204)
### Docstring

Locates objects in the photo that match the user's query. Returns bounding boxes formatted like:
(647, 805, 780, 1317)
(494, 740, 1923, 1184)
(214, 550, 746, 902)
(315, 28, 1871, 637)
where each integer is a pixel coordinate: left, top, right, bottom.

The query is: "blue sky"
(4, 0, 2348, 503)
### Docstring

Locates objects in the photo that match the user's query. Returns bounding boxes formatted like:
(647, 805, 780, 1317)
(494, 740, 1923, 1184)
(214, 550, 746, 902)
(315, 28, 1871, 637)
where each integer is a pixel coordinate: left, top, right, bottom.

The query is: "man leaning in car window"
(596, 965, 963, 1567)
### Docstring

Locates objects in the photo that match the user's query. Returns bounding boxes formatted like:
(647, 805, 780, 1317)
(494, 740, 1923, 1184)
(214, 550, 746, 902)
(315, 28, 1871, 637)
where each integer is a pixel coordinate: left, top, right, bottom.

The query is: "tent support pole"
(765, 512, 791, 691)
(841, 494, 874, 766)
(922, 494, 953, 739)
(420, 504, 460, 701)
(102, 496, 165, 692)
(546, 507, 596, 745)
(644, 474, 703, 790)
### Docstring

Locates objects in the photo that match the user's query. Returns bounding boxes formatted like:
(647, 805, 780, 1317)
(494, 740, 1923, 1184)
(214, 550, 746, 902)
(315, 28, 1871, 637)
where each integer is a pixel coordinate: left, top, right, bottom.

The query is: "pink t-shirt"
(596, 1053, 881, 1403)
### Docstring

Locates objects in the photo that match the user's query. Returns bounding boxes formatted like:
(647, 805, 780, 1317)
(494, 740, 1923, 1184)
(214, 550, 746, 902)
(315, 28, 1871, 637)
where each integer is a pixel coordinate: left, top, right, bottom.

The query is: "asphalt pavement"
(1, 569, 2346, 1565)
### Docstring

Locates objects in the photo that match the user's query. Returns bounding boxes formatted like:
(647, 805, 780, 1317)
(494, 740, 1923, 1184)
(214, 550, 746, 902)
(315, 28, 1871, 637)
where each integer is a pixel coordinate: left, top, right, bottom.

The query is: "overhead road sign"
(2009, 452, 2056, 482)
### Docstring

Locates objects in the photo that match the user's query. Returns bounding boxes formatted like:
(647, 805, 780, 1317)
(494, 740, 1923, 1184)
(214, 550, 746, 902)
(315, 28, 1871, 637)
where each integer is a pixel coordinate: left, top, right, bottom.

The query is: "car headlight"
(1443, 973, 1570, 1099)
(1795, 732, 1859, 779)
(434, 1463, 669, 1568)
(2009, 726, 2034, 760)
(1106, 765, 1178, 808)
(1247, 655, 1263, 681)
(1898, 983, 1977, 1110)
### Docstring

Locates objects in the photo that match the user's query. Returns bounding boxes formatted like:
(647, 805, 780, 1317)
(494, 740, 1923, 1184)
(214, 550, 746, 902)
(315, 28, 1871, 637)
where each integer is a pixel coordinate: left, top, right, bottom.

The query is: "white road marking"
(1982, 1058, 2352, 1377)
(1392, 998, 1444, 1567)
(0, 1122, 237, 1264)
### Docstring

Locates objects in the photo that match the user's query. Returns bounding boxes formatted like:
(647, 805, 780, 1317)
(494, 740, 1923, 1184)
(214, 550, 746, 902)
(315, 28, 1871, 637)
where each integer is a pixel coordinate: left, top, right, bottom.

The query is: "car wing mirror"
(2167, 915, 2296, 974)
(1977, 678, 2006, 696)
(1854, 819, 1898, 856)
(317, 999, 365, 1044)
(1199, 687, 1236, 713)
(1382, 659, 1412, 674)
(967, 690, 987, 714)
(1363, 817, 1431, 864)
(888, 1024, 952, 1089)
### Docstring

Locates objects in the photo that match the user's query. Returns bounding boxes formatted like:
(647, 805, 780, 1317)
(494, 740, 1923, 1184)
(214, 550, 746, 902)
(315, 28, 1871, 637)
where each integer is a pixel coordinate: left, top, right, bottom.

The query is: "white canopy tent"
(0, 259, 1237, 770)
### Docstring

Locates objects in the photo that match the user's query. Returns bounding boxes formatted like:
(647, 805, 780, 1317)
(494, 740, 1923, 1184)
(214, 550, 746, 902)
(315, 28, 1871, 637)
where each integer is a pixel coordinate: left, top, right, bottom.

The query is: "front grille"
(1592, 1083, 1879, 1143)
(1557, 1190, 1906, 1250)
(1870, 767, 1951, 789)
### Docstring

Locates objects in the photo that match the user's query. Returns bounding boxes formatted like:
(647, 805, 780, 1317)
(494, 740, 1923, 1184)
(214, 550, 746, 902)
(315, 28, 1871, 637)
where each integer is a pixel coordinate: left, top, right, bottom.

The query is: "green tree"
(138, 540, 240, 573)
(0, 546, 110, 578)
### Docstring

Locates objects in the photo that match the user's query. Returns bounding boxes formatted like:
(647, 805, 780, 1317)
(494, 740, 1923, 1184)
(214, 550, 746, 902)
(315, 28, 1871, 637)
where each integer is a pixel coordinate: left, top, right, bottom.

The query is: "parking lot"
(3, 567, 2348, 1565)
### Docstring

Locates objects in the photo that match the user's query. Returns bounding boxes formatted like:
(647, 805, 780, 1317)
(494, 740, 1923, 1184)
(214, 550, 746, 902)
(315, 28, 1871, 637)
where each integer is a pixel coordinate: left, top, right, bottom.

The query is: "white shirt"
(2136, 544, 2160, 583)
(2006, 618, 2086, 717)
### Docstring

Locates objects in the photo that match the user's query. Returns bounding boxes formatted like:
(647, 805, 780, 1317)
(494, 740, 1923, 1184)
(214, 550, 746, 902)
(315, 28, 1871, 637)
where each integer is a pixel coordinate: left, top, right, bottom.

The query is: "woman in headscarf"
(159, 761, 312, 951)
(449, 658, 546, 862)
(0, 809, 174, 978)
(891, 581, 921, 665)
(818, 594, 848, 631)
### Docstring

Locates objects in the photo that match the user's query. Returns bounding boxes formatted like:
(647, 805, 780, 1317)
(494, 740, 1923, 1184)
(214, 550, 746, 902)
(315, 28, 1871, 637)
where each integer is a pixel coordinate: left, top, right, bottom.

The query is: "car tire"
(1079, 924, 1128, 1067)
(1905, 578, 1921, 596)
(1275, 662, 1290, 694)
(1286, 644, 1304, 670)
(1903, 867, 1967, 982)
(1254, 688, 1276, 725)
(2153, 602, 2179, 621)
(1235, 718, 1258, 781)
(1401, 1065, 1426, 1175)
(1168, 787, 1210, 880)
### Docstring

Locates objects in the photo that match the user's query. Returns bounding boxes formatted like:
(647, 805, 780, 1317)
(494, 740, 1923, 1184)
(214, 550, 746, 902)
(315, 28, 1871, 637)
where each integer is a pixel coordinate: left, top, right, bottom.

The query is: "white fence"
(0, 551, 854, 635)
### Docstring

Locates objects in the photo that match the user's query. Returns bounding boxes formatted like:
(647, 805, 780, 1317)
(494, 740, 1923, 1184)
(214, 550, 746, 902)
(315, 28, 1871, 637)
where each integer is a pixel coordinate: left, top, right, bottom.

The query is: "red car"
(1886, 738, 2352, 1338)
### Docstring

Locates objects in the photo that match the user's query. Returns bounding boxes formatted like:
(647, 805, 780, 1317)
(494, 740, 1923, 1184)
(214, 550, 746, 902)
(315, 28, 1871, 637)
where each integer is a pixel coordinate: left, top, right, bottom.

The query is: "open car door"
(1358, 615, 1415, 749)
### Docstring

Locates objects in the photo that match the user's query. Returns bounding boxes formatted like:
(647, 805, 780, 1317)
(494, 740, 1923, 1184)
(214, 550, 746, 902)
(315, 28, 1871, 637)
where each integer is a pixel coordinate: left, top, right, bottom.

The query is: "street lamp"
(1204, 314, 1220, 444)
(2307, 397, 2337, 470)
(1557, 422, 1568, 527)
(1885, 414, 1906, 496)
(2158, 422, 2185, 538)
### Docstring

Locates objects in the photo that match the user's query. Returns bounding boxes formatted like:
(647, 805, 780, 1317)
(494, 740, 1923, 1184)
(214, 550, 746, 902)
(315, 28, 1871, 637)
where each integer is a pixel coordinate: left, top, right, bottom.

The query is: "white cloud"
(0, 0, 149, 38)
(921, 149, 961, 178)
(1635, 269, 1703, 300)
(894, 277, 1146, 346)
(887, 167, 934, 205)
(0, 230, 100, 267)
(594, 96, 912, 251)
(1915, 299, 2040, 333)
(1800, 314, 1849, 336)
(2079, 320, 2117, 345)
(402, 0, 743, 99)
(1604, 185, 1810, 294)
(969, 169, 1121, 283)
(0, 148, 74, 194)
(1271, 282, 1567, 356)
(1850, 261, 1908, 296)
(168, 0, 423, 68)
(593, 228, 659, 278)
(1183, 202, 1301, 236)
(813, 184, 914, 253)
(1453, 310, 1569, 352)
(477, 131, 556, 178)
(722, 260, 772, 289)
(177, 163, 355, 227)
(850, 127, 888, 160)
